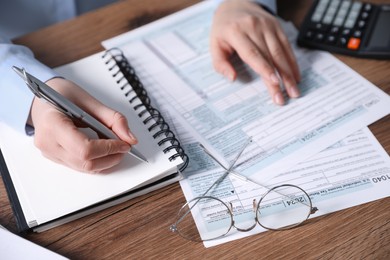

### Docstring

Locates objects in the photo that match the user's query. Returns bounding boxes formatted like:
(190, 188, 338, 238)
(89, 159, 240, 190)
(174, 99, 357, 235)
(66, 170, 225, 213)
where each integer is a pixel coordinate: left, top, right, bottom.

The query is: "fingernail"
(120, 145, 130, 153)
(290, 86, 300, 98)
(128, 130, 137, 142)
(223, 70, 234, 81)
(274, 92, 284, 105)
(270, 73, 279, 84)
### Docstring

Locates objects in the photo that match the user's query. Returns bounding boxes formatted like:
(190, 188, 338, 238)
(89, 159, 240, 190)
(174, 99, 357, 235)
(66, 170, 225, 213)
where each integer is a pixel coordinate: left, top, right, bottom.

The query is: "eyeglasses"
(170, 138, 318, 242)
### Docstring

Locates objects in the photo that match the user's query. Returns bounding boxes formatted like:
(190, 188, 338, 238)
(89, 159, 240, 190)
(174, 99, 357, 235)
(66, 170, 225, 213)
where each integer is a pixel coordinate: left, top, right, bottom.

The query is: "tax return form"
(103, 1, 390, 247)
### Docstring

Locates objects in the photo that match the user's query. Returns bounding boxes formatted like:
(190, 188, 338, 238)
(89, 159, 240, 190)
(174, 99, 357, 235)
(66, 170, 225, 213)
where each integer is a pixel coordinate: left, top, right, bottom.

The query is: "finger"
(245, 31, 286, 104)
(229, 33, 279, 85)
(276, 29, 301, 83)
(210, 39, 237, 81)
(87, 103, 137, 145)
(78, 153, 126, 173)
(247, 32, 273, 64)
(108, 111, 138, 145)
(33, 113, 72, 155)
(52, 80, 138, 145)
(39, 147, 65, 165)
(264, 29, 299, 99)
(55, 118, 130, 161)
(45, 146, 125, 173)
(263, 78, 285, 105)
(228, 33, 284, 104)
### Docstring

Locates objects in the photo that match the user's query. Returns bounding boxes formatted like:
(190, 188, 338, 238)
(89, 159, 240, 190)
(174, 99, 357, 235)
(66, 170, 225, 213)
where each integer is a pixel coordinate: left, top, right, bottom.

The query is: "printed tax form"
(103, 1, 390, 246)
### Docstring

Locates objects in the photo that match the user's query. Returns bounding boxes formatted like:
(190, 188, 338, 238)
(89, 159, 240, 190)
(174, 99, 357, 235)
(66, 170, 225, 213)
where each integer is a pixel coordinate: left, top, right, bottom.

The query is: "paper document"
(0, 226, 68, 259)
(102, 1, 390, 246)
(103, 1, 390, 184)
(191, 127, 390, 246)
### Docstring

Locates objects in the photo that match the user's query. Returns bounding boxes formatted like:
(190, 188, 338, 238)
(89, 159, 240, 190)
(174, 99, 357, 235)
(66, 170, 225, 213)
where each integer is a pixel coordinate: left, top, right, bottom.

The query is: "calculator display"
(297, 0, 390, 59)
(367, 10, 390, 48)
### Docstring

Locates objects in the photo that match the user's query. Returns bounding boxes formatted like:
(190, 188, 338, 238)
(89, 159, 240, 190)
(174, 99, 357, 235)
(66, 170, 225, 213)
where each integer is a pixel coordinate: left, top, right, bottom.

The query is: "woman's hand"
(30, 77, 137, 173)
(211, 0, 301, 105)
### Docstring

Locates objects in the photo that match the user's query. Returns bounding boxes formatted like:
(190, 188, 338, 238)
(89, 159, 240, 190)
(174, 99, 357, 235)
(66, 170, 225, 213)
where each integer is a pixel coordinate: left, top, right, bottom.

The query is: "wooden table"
(1, 0, 389, 258)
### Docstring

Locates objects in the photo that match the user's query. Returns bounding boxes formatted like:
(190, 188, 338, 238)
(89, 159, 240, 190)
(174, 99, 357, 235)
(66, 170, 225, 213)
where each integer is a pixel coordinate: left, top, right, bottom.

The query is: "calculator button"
(311, 0, 330, 22)
(323, 15, 334, 24)
(312, 13, 323, 22)
(361, 12, 369, 20)
(357, 20, 365, 28)
(315, 33, 325, 41)
(353, 30, 362, 38)
(313, 23, 328, 31)
(347, 37, 361, 50)
(339, 37, 348, 46)
(337, 9, 348, 18)
(329, 0, 341, 6)
(330, 26, 340, 34)
(342, 29, 351, 36)
(351, 2, 362, 12)
(344, 19, 355, 28)
(333, 17, 345, 26)
(326, 35, 337, 44)
(364, 3, 372, 12)
(340, 0, 352, 10)
(305, 30, 314, 39)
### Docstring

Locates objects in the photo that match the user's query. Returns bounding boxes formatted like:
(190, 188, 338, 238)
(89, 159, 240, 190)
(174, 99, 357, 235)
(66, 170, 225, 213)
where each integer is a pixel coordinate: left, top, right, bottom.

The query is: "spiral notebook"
(0, 49, 188, 232)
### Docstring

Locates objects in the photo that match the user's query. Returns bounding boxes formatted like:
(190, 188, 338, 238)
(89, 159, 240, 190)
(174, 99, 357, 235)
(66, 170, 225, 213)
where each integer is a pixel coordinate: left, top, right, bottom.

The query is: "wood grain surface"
(1, 0, 389, 259)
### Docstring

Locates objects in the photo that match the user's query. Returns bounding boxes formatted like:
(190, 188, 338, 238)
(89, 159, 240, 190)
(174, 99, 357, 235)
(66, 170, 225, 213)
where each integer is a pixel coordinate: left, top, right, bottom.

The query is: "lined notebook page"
(0, 51, 182, 226)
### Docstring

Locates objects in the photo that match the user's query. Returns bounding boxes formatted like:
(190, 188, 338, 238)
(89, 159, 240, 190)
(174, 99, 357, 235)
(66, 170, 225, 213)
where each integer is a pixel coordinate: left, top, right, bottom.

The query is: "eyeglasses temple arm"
(173, 139, 253, 226)
(201, 142, 315, 210)
(198, 137, 251, 197)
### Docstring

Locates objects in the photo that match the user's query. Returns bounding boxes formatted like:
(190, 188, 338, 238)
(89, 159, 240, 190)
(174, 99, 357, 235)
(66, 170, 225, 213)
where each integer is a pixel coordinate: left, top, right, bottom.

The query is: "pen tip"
(128, 150, 148, 163)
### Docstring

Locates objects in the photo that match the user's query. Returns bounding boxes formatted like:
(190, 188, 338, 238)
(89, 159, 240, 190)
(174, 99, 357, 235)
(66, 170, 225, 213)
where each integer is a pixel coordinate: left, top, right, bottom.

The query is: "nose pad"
(231, 199, 259, 232)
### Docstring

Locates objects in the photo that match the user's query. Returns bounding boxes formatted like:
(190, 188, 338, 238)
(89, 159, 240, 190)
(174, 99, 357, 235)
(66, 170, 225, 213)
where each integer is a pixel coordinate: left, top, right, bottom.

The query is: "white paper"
(199, 128, 390, 246)
(0, 226, 68, 259)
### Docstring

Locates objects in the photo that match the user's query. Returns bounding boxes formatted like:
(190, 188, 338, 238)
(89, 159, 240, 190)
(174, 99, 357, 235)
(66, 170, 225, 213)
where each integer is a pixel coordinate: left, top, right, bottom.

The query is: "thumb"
(109, 111, 138, 145)
(94, 104, 138, 145)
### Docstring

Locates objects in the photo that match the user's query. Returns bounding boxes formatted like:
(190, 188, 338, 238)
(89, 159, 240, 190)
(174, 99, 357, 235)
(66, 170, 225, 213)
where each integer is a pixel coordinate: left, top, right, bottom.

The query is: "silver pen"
(13, 66, 148, 163)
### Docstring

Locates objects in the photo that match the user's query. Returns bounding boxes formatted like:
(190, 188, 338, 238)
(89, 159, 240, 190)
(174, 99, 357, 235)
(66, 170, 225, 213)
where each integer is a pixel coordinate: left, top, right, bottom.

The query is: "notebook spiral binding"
(102, 48, 188, 172)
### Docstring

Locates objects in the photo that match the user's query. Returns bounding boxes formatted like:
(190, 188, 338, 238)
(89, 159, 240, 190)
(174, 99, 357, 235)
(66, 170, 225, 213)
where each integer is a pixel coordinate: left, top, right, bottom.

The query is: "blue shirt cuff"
(0, 43, 58, 135)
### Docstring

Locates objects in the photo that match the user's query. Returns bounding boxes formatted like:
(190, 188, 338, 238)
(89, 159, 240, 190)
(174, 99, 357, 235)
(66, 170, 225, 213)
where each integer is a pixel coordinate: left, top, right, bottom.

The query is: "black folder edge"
(0, 148, 182, 233)
(0, 149, 29, 232)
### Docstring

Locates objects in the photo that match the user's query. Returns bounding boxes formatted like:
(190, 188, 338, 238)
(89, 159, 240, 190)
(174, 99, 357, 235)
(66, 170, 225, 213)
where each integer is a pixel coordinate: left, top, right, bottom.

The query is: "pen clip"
(13, 66, 42, 98)
(13, 66, 74, 118)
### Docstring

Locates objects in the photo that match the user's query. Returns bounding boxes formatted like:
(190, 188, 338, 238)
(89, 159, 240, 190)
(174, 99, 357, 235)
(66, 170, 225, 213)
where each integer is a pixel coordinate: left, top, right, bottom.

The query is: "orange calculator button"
(347, 37, 361, 50)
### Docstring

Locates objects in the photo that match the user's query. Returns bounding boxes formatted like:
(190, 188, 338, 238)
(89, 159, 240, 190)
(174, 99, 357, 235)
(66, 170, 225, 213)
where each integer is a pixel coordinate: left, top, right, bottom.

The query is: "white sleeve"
(253, 0, 277, 14)
(0, 36, 58, 135)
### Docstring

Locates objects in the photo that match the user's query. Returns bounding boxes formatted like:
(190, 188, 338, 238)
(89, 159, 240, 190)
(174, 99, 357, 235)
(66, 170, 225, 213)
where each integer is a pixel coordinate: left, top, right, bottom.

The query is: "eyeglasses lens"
(257, 185, 311, 230)
(175, 197, 232, 241)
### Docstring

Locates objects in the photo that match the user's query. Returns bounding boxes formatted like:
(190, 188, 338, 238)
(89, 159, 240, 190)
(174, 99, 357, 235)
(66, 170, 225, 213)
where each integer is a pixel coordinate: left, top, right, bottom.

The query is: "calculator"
(297, 0, 390, 59)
